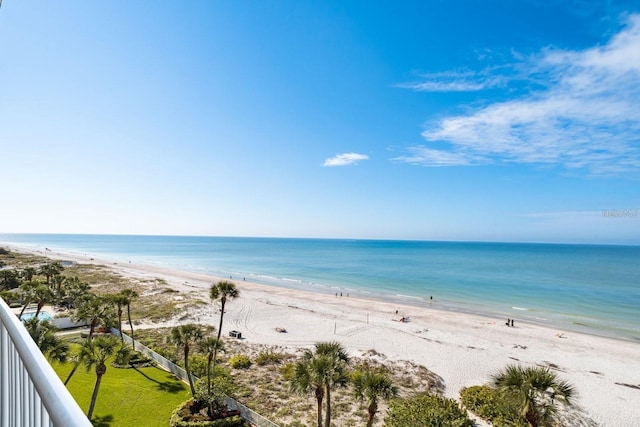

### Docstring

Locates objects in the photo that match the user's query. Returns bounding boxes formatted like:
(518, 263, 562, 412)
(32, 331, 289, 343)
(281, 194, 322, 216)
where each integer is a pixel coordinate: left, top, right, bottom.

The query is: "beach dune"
(9, 245, 640, 427)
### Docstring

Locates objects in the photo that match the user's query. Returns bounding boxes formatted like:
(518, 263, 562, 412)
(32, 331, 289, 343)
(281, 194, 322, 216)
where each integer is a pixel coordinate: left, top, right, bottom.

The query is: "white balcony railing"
(0, 298, 91, 427)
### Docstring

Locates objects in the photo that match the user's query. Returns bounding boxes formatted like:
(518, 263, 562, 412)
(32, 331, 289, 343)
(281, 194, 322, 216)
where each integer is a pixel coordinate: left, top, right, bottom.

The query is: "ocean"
(2, 233, 639, 342)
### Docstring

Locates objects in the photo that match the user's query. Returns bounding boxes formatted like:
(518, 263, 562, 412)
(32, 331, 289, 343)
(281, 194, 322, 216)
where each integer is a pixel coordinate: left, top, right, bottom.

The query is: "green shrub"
(156, 347, 178, 363)
(127, 351, 154, 368)
(228, 355, 252, 369)
(169, 399, 246, 427)
(189, 355, 210, 378)
(384, 393, 474, 427)
(460, 385, 526, 427)
(194, 376, 236, 413)
(280, 363, 295, 380)
(255, 350, 286, 366)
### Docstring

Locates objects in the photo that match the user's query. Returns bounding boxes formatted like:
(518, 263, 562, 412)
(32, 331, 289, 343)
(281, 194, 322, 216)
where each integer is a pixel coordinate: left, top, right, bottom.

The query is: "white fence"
(51, 316, 88, 330)
(0, 298, 91, 427)
(224, 397, 281, 427)
(113, 328, 280, 427)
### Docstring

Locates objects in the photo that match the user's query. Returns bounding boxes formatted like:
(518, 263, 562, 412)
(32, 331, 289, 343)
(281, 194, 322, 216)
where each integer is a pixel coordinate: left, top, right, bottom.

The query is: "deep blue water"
(2, 234, 639, 341)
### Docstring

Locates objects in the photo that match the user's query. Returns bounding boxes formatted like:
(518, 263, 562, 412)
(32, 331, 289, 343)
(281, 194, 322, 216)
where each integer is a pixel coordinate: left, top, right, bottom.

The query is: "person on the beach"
(511, 319, 514, 327)
(506, 318, 511, 326)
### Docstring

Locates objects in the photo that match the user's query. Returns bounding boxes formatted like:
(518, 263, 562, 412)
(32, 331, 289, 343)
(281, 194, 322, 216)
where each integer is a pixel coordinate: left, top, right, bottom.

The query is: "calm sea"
(2, 234, 639, 342)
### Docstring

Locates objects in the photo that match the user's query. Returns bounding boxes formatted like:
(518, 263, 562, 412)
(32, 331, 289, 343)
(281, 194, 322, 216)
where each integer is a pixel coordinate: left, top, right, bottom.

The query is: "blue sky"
(1, 1, 639, 244)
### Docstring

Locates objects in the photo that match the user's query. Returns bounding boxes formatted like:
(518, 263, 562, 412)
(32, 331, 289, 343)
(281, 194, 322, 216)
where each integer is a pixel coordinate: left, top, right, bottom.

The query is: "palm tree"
(290, 353, 329, 427)
(352, 369, 398, 427)
(0, 269, 21, 290)
(39, 261, 64, 286)
(58, 276, 90, 309)
(291, 341, 350, 427)
(0, 289, 18, 305)
(315, 341, 350, 427)
(17, 280, 51, 318)
(209, 281, 239, 341)
(20, 266, 37, 282)
(33, 285, 54, 317)
(199, 337, 225, 395)
(79, 335, 129, 420)
(24, 317, 69, 363)
(109, 293, 128, 343)
(120, 289, 138, 350)
(64, 297, 115, 387)
(51, 274, 66, 306)
(17, 280, 36, 316)
(209, 281, 238, 379)
(492, 364, 575, 427)
(168, 324, 203, 397)
(64, 353, 82, 385)
(72, 294, 115, 338)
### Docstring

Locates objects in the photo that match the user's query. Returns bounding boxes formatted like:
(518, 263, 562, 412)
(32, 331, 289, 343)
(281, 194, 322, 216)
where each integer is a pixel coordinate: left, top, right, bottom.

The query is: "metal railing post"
(0, 298, 92, 427)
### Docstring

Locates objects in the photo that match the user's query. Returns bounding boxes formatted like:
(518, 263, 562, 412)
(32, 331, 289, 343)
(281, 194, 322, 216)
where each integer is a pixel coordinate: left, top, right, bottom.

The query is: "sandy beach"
(9, 245, 640, 427)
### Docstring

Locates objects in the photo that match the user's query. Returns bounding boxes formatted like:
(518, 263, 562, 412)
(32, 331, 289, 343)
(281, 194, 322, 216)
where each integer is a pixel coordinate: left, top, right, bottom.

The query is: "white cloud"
(323, 152, 369, 167)
(397, 70, 508, 92)
(396, 14, 640, 174)
(392, 146, 479, 166)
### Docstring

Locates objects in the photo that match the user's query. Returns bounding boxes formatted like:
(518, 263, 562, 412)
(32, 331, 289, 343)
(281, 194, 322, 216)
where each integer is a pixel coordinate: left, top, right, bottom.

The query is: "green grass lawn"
(53, 358, 191, 427)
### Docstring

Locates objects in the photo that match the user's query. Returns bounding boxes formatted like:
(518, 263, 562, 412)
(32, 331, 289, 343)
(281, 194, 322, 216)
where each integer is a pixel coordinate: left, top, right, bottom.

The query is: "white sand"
(10, 245, 640, 426)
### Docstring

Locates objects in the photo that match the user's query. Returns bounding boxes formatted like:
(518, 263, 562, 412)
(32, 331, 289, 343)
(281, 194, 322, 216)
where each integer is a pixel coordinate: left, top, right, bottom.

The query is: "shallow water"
(2, 234, 639, 341)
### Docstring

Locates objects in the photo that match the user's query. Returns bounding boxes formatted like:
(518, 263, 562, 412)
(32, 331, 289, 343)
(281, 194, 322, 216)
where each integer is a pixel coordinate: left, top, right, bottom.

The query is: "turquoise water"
(20, 311, 54, 322)
(2, 234, 639, 341)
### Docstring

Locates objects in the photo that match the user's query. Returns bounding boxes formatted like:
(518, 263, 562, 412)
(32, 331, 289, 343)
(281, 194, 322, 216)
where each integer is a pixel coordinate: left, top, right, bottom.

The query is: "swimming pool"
(20, 311, 54, 322)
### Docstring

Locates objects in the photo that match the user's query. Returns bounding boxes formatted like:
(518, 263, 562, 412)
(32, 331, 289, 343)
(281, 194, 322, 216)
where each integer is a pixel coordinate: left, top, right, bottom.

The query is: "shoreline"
(6, 241, 638, 343)
(5, 243, 640, 426)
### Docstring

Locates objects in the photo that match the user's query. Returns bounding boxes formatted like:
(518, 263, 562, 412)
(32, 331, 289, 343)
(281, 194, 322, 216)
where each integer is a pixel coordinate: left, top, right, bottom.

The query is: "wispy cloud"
(396, 70, 509, 92)
(323, 152, 369, 167)
(395, 14, 640, 175)
(392, 146, 479, 166)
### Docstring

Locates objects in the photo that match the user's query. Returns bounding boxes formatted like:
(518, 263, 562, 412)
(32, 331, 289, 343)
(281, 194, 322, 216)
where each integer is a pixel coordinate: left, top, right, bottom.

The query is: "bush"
(384, 393, 474, 427)
(228, 355, 252, 369)
(189, 355, 210, 378)
(460, 385, 526, 427)
(255, 350, 286, 366)
(280, 363, 295, 380)
(169, 399, 246, 427)
(156, 347, 178, 363)
(127, 351, 154, 368)
(193, 376, 236, 413)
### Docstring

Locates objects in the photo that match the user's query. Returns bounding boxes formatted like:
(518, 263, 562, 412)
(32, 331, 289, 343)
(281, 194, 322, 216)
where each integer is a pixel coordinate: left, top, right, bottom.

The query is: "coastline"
(4, 234, 638, 343)
(5, 244, 640, 426)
